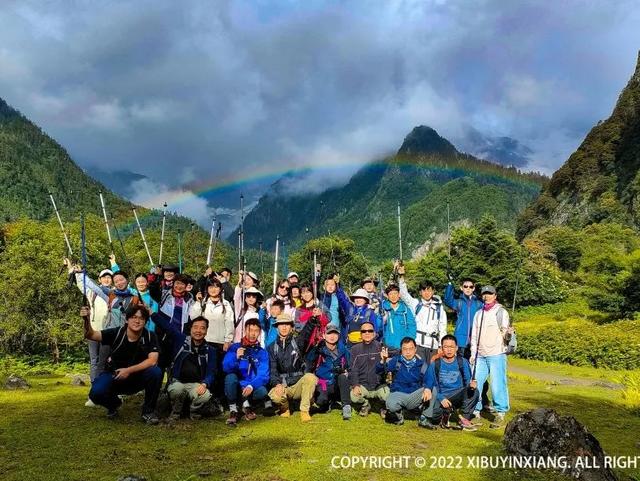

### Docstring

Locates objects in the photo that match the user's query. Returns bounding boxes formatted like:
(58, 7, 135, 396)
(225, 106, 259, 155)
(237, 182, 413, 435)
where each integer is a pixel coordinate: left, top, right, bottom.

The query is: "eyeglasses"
(462, 285, 474, 289)
(128, 315, 145, 320)
(278, 285, 288, 289)
(360, 329, 374, 333)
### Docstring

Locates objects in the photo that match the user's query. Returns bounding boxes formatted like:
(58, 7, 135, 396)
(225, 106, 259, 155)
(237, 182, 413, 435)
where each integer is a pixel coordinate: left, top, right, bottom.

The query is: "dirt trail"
(508, 364, 622, 390)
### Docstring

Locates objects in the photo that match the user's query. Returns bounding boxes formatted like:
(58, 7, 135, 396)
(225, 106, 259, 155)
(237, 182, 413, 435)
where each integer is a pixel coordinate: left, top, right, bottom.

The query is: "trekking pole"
(177, 229, 183, 273)
(313, 250, 318, 301)
(206, 216, 216, 267)
(470, 302, 486, 386)
(394, 201, 402, 282)
(237, 231, 242, 277)
(259, 239, 264, 278)
(512, 257, 523, 314)
(48, 192, 73, 257)
(98, 191, 113, 253)
(190, 222, 200, 275)
(211, 221, 222, 269)
(446, 200, 451, 259)
(272, 235, 280, 295)
(110, 213, 130, 272)
(80, 213, 88, 307)
(158, 202, 167, 265)
(132, 207, 154, 268)
(240, 193, 245, 270)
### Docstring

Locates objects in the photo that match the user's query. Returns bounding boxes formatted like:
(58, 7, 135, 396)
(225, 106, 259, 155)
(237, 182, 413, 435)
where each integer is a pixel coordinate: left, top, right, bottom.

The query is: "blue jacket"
(264, 315, 279, 347)
(335, 286, 381, 341)
(444, 283, 483, 348)
(151, 311, 216, 388)
(380, 299, 417, 350)
(134, 289, 159, 332)
(376, 355, 426, 394)
(223, 342, 270, 390)
(306, 341, 350, 385)
(320, 292, 342, 326)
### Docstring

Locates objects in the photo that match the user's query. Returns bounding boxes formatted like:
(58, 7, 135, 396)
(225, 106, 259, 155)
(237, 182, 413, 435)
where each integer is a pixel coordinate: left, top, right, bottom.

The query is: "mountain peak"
(397, 125, 458, 157)
(0, 97, 22, 123)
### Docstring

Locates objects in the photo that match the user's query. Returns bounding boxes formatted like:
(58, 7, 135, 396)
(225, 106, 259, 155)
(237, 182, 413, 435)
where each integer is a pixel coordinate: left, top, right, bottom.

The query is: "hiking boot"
(263, 400, 276, 417)
(85, 398, 96, 407)
(490, 413, 505, 429)
(243, 407, 257, 421)
(141, 412, 160, 425)
(279, 409, 291, 418)
(342, 405, 352, 420)
(167, 412, 181, 423)
(483, 404, 497, 413)
(300, 411, 312, 422)
(439, 411, 451, 429)
(226, 410, 239, 426)
(418, 414, 437, 430)
(359, 405, 371, 417)
(459, 417, 478, 432)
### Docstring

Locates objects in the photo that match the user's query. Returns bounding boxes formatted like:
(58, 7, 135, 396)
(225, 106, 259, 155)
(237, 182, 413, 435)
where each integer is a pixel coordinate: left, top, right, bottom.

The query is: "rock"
(117, 476, 146, 481)
(4, 375, 30, 390)
(67, 374, 90, 386)
(504, 408, 617, 481)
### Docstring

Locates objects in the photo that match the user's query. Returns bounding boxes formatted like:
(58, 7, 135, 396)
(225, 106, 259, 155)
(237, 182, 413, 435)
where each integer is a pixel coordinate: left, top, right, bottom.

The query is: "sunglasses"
(462, 284, 474, 289)
(278, 285, 288, 289)
(360, 329, 374, 333)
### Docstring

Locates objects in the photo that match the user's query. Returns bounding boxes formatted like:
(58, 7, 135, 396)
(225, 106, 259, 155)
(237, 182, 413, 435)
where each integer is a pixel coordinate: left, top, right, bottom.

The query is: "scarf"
(483, 301, 497, 311)
(113, 288, 132, 297)
(241, 336, 260, 348)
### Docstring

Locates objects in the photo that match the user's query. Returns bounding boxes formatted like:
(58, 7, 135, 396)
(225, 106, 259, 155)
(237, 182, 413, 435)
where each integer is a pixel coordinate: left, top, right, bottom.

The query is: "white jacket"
(470, 303, 510, 361)
(75, 278, 109, 331)
(399, 280, 447, 349)
(189, 298, 235, 344)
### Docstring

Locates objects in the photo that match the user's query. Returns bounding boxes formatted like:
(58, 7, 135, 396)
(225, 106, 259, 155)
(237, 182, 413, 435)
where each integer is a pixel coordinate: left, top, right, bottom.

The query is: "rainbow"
(132, 155, 544, 218)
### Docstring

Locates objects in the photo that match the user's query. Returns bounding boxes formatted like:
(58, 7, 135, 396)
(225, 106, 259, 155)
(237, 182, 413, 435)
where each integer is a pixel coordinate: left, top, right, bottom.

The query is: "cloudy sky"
(1, 0, 640, 225)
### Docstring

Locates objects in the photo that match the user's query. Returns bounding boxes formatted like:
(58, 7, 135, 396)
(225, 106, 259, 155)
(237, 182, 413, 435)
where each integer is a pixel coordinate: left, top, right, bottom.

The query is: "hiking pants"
(350, 384, 389, 408)
(167, 381, 212, 413)
(386, 388, 424, 413)
(224, 373, 268, 406)
(89, 366, 163, 415)
(268, 373, 317, 412)
(315, 373, 351, 409)
(473, 353, 509, 413)
(426, 386, 479, 423)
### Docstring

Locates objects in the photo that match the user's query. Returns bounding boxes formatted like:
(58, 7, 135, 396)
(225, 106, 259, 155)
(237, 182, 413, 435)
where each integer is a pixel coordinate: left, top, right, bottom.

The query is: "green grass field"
(1, 359, 639, 481)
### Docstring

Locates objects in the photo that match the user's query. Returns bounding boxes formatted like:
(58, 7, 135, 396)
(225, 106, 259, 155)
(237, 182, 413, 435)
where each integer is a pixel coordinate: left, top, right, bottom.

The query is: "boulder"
(66, 374, 91, 386)
(4, 375, 30, 390)
(504, 408, 617, 481)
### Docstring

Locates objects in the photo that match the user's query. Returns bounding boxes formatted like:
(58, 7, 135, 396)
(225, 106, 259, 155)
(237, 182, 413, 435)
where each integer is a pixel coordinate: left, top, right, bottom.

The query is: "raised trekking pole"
(259, 239, 264, 278)
(80, 213, 88, 306)
(48, 192, 73, 257)
(177, 229, 183, 273)
(110, 213, 130, 272)
(132, 207, 154, 268)
(447, 200, 451, 259)
(393, 201, 403, 282)
(512, 257, 523, 314)
(158, 202, 167, 266)
(313, 250, 318, 301)
(98, 191, 113, 253)
(206, 216, 216, 267)
(211, 221, 222, 268)
(272, 236, 280, 295)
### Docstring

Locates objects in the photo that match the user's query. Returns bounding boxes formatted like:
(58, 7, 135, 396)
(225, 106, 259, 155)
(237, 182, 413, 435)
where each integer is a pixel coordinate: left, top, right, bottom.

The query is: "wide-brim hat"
(360, 277, 379, 287)
(350, 288, 370, 301)
(244, 286, 264, 301)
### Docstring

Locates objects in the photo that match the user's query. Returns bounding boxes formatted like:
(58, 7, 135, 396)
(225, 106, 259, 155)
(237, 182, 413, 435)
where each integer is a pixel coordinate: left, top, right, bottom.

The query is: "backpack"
(496, 307, 517, 355)
(433, 356, 467, 388)
(107, 292, 140, 327)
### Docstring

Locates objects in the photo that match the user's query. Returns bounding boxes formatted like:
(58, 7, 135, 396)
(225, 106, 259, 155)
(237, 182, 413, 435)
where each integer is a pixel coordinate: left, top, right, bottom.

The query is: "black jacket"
(267, 317, 317, 387)
(349, 340, 385, 390)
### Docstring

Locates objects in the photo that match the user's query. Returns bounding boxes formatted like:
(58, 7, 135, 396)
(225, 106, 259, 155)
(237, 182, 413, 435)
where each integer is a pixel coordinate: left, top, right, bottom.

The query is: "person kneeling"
(306, 324, 352, 420)
(81, 304, 162, 425)
(379, 337, 427, 425)
(223, 319, 270, 426)
(151, 311, 216, 421)
(267, 313, 318, 422)
(420, 335, 479, 431)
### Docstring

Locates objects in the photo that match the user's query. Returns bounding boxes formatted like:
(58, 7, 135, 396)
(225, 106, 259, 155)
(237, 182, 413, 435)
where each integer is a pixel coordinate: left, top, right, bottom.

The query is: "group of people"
(69, 255, 514, 431)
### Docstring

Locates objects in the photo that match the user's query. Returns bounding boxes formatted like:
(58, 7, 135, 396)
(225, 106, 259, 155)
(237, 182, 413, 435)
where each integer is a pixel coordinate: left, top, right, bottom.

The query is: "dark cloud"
(1, 0, 639, 210)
